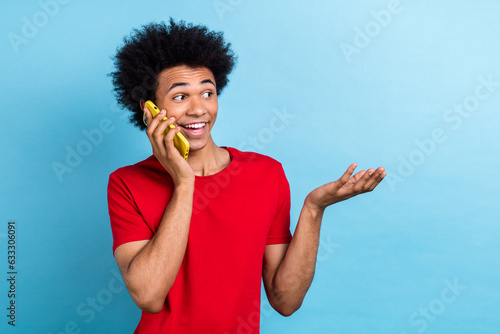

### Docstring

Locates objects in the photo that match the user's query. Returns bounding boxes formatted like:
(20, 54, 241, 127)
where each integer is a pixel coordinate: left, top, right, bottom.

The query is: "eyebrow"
(166, 79, 216, 93)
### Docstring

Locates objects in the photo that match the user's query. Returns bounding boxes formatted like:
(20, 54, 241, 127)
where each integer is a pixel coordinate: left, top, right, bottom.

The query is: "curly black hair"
(109, 17, 237, 130)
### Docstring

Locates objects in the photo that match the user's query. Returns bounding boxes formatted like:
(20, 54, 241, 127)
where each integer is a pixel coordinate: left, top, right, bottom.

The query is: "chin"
(187, 139, 209, 152)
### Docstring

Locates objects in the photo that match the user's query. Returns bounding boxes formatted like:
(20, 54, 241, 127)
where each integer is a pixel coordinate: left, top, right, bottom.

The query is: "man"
(107, 18, 386, 333)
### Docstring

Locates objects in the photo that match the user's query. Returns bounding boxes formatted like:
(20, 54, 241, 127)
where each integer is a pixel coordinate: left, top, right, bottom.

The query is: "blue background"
(1, 0, 499, 333)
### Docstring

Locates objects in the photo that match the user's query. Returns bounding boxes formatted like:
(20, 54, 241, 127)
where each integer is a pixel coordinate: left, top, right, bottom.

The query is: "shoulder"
(108, 154, 165, 183)
(224, 147, 288, 187)
(225, 146, 283, 171)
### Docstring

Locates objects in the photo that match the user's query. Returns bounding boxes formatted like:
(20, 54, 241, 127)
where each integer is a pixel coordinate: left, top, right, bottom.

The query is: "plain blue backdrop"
(1, 0, 499, 333)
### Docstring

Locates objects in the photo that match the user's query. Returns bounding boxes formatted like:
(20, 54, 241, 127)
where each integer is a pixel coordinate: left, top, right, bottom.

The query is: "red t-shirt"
(107, 146, 292, 333)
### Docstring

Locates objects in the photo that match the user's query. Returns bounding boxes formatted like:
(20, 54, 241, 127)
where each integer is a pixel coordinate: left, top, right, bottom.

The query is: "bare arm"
(113, 105, 195, 313)
(262, 203, 323, 316)
(263, 164, 386, 316)
(114, 183, 193, 313)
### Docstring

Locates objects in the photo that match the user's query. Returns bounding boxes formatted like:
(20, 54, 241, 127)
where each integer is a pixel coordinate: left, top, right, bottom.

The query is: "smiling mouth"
(180, 122, 207, 129)
(179, 122, 208, 137)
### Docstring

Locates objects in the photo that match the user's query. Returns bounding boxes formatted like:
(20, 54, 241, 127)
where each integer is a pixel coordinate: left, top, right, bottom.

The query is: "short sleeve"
(266, 164, 292, 244)
(107, 172, 154, 254)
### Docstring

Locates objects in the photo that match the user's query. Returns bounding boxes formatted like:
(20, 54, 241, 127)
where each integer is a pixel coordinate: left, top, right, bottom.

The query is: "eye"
(173, 95, 185, 101)
(202, 91, 213, 98)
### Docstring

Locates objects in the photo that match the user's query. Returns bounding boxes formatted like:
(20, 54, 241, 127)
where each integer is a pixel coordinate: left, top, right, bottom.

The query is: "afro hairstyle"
(109, 17, 237, 130)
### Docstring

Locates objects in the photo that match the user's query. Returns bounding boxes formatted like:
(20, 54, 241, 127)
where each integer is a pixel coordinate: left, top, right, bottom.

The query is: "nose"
(186, 96, 206, 117)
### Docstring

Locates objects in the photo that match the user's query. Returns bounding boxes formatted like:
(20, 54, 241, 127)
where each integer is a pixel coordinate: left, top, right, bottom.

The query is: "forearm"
(124, 183, 194, 312)
(270, 199, 324, 315)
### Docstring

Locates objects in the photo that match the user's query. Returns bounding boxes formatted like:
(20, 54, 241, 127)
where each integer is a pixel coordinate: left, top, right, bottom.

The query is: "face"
(152, 65, 218, 152)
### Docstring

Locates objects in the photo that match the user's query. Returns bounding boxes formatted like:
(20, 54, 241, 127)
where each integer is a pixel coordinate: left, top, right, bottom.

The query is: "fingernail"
(160, 110, 166, 114)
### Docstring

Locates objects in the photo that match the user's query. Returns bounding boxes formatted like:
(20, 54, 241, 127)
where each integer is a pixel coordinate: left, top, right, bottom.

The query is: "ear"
(139, 99, 145, 111)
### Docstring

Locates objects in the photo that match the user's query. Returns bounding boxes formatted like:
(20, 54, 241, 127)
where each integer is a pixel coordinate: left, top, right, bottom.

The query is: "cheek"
(161, 101, 185, 118)
(209, 103, 218, 123)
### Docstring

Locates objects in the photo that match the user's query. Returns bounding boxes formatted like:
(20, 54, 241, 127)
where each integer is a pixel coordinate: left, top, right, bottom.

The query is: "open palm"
(305, 163, 386, 212)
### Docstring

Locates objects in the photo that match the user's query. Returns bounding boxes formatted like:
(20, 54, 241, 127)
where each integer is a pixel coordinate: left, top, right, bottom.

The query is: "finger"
(145, 108, 167, 137)
(146, 109, 168, 152)
(154, 112, 174, 137)
(163, 121, 179, 150)
(167, 126, 186, 159)
(337, 163, 357, 187)
(144, 106, 166, 129)
(347, 170, 367, 184)
(144, 107, 160, 152)
(363, 167, 385, 191)
(353, 168, 375, 192)
(367, 169, 386, 191)
(152, 116, 176, 156)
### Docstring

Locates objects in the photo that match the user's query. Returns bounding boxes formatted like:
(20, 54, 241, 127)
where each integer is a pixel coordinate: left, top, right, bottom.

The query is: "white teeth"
(184, 123, 205, 129)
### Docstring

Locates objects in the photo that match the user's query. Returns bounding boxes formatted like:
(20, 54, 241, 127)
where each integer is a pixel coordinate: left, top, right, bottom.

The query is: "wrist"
(174, 180, 195, 192)
(303, 195, 325, 216)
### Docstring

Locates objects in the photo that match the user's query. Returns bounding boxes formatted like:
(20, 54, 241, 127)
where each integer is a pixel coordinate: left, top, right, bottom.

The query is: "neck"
(187, 137, 230, 177)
